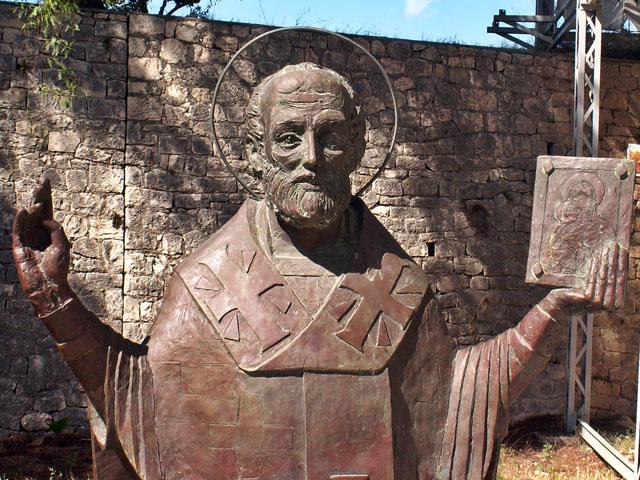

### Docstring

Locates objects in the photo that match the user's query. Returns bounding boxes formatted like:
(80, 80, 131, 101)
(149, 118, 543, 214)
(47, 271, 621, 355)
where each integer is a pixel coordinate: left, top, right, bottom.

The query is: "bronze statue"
(12, 62, 627, 480)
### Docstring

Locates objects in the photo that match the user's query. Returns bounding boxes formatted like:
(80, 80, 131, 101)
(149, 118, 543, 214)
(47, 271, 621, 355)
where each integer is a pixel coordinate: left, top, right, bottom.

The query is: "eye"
(276, 133, 301, 149)
(320, 132, 343, 151)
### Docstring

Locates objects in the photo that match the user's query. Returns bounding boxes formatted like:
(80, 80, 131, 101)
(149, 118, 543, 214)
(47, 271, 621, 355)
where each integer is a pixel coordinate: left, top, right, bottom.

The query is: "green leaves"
(49, 416, 70, 434)
(17, 0, 80, 109)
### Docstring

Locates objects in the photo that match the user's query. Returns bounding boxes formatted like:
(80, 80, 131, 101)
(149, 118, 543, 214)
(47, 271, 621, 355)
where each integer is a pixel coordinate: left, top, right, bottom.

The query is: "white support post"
(566, 313, 593, 430)
(573, 0, 602, 157)
(567, 0, 602, 433)
(574, 148, 640, 477)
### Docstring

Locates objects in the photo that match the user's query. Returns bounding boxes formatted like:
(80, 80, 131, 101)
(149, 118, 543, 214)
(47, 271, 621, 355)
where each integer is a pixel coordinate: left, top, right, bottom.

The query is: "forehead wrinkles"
(262, 71, 349, 119)
(277, 90, 345, 111)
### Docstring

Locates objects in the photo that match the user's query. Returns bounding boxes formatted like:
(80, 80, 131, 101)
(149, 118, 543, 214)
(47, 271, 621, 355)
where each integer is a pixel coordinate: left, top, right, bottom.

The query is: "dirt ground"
(498, 417, 628, 480)
(0, 433, 92, 480)
(0, 417, 629, 480)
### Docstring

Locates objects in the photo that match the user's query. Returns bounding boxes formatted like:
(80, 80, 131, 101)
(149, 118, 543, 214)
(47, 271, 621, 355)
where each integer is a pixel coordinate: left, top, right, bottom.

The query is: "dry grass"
(497, 429, 630, 480)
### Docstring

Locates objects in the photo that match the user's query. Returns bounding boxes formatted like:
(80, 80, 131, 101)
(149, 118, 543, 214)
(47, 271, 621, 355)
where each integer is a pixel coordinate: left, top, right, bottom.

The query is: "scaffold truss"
(489, 1, 640, 478)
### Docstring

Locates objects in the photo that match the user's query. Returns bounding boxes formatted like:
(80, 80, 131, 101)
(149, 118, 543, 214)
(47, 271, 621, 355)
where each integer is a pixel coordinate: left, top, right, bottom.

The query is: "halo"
(563, 171, 605, 206)
(211, 26, 399, 199)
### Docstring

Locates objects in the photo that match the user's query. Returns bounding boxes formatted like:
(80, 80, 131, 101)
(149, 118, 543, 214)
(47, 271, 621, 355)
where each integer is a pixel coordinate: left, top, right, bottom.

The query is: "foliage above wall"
(15, 0, 221, 108)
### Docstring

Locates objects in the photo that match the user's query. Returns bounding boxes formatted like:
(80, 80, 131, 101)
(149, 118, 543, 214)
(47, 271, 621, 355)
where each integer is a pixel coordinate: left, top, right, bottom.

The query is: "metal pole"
(567, 0, 602, 433)
(567, 315, 579, 430)
(634, 335, 640, 476)
(583, 312, 593, 423)
(573, 0, 602, 157)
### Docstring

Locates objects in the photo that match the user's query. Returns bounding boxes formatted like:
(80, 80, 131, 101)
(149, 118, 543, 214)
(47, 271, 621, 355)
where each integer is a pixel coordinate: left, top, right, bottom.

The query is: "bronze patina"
(12, 63, 628, 479)
(526, 155, 634, 291)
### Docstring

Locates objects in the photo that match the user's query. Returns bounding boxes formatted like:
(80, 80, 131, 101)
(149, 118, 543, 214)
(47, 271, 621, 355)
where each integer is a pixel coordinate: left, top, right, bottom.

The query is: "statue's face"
(568, 181, 596, 212)
(259, 70, 355, 230)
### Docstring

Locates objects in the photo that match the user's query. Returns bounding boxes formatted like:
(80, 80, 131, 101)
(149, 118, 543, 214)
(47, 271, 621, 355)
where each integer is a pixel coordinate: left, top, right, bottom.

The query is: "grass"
(606, 428, 636, 462)
(497, 417, 631, 480)
(498, 435, 622, 479)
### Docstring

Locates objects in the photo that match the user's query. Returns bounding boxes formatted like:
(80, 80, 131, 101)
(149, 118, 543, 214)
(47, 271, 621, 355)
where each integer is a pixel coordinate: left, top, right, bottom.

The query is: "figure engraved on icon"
(541, 172, 614, 278)
(526, 155, 635, 292)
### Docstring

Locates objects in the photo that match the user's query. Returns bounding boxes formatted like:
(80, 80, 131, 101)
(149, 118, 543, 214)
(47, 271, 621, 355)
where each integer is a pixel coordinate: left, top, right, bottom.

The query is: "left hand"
(542, 242, 628, 314)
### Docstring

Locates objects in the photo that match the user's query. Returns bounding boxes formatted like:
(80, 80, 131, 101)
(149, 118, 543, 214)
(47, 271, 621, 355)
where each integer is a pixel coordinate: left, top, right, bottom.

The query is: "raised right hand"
(12, 178, 73, 315)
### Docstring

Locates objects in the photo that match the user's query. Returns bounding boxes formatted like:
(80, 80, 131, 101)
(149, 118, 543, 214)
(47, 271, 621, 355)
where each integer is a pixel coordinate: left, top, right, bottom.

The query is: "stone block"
(77, 74, 106, 97)
(422, 258, 454, 274)
(0, 53, 16, 71)
(87, 98, 125, 120)
(65, 169, 88, 192)
(403, 177, 439, 197)
(160, 38, 185, 64)
(86, 40, 109, 62)
(20, 412, 52, 431)
(130, 14, 165, 36)
(453, 257, 484, 276)
(437, 274, 469, 293)
(215, 35, 238, 52)
(109, 38, 128, 64)
(95, 20, 127, 39)
(48, 131, 80, 153)
(158, 134, 190, 154)
(175, 24, 199, 43)
(372, 178, 402, 196)
(128, 57, 162, 80)
(0, 87, 25, 108)
(470, 276, 489, 290)
(107, 79, 126, 98)
(92, 62, 127, 79)
(88, 164, 124, 193)
(34, 390, 66, 412)
(128, 95, 163, 121)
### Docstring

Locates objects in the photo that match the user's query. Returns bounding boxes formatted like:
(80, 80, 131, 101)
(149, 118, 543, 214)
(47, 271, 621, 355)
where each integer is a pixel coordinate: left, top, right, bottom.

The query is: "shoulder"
(351, 197, 416, 263)
(175, 198, 258, 279)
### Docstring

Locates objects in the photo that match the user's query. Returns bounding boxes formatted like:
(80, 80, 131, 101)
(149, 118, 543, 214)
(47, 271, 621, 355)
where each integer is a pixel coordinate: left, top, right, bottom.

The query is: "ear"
(245, 137, 264, 179)
(348, 106, 366, 172)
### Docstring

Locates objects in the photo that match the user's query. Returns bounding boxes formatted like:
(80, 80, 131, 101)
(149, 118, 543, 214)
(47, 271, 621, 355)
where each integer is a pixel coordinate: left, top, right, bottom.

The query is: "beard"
(262, 163, 352, 230)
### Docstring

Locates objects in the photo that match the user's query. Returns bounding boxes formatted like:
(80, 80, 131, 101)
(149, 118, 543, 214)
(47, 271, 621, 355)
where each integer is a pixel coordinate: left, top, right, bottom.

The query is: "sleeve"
(88, 347, 162, 480)
(438, 304, 558, 479)
(40, 298, 126, 417)
(41, 297, 162, 479)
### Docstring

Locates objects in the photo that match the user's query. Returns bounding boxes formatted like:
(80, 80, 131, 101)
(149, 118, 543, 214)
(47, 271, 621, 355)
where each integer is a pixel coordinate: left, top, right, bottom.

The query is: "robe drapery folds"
(439, 305, 557, 479)
(92, 347, 161, 479)
(41, 299, 162, 479)
(38, 198, 558, 480)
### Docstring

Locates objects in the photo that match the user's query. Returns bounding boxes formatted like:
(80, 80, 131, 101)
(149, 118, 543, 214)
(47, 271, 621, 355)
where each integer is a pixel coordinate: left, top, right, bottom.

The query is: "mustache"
(287, 169, 317, 183)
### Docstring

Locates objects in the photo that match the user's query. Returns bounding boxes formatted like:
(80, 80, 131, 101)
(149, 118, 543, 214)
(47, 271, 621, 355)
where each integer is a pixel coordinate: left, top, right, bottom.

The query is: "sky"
(206, 0, 536, 47)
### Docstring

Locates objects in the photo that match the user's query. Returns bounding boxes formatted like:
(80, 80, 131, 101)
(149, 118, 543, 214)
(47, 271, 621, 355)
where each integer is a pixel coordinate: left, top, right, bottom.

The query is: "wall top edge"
(0, 0, 583, 60)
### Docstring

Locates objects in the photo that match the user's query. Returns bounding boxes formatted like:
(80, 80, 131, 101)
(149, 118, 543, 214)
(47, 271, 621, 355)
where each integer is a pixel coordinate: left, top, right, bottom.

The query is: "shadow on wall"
(0, 144, 88, 436)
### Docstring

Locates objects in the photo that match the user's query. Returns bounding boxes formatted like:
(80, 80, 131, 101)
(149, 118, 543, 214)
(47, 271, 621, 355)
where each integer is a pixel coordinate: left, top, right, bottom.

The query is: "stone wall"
(1, 3, 639, 436)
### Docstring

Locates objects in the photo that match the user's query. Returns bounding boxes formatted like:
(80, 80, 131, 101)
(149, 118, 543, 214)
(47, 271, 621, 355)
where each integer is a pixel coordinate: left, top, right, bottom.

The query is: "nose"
(301, 130, 318, 170)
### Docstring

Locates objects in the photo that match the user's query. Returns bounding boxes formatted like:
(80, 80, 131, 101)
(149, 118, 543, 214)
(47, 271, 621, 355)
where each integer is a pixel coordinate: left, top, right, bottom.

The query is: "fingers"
(12, 209, 27, 249)
(594, 247, 609, 305)
(32, 177, 53, 221)
(615, 246, 629, 309)
(42, 219, 70, 250)
(603, 243, 618, 309)
(583, 254, 598, 301)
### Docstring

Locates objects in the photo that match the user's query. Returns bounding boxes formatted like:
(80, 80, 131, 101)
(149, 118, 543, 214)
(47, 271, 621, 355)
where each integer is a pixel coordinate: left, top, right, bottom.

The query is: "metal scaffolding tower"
(566, 0, 601, 439)
(573, 0, 603, 158)
(489, 1, 640, 477)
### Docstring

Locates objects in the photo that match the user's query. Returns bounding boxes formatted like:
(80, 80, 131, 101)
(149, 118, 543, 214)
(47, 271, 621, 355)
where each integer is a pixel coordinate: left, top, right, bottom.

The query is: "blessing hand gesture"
(12, 178, 73, 315)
